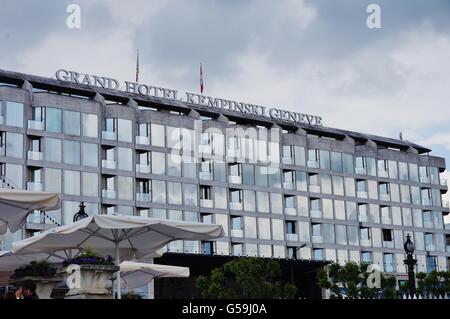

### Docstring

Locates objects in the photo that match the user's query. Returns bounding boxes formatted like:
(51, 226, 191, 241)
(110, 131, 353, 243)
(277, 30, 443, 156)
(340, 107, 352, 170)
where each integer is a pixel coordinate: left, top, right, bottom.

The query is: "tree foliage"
(317, 261, 398, 299)
(416, 271, 450, 296)
(196, 257, 296, 299)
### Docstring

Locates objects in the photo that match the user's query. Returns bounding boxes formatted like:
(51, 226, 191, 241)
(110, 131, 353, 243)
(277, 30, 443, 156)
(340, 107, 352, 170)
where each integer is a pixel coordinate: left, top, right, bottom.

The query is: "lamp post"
(73, 201, 89, 222)
(290, 244, 307, 284)
(403, 233, 417, 297)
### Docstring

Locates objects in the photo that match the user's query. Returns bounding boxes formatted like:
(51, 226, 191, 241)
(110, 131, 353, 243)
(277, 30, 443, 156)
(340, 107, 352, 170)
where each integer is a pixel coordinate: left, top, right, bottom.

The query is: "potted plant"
(58, 248, 119, 299)
(9, 260, 63, 299)
(121, 291, 144, 299)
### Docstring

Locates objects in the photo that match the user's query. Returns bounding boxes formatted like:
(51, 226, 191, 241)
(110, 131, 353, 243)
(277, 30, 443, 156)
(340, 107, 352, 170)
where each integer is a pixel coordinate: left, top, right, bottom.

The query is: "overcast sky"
(1, 0, 450, 216)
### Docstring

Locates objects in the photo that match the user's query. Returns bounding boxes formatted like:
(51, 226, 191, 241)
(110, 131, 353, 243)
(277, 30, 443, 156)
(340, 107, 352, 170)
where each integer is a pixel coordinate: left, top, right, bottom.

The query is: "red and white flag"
(200, 63, 204, 94)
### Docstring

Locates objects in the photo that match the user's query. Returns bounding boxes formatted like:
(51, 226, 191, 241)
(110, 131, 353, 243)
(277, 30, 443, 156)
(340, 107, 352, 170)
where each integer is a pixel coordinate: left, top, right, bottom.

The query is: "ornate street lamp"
(73, 201, 89, 222)
(403, 233, 417, 297)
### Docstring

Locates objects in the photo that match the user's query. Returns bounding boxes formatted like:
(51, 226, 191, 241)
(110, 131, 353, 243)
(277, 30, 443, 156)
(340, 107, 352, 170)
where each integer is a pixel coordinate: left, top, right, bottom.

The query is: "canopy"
(114, 261, 189, 290)
(0, 189, 61, 234)
(11, 214, 224, 299)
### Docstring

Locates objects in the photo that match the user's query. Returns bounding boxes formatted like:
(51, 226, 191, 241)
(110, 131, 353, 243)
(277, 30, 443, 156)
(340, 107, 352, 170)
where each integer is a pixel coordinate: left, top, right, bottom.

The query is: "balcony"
(229, 202, 243, 211)
(28, 120, 44, 130)
(381, 217, 392, 225)
(199, 171, 212, 180)
(136, 192, 151, 203)
(379, 193, 390, 201)
(307, 160, 318, 168)
(228, 148, 241, 158)
(102, 130, 117, 140)
(312, 235, 323, 244)
(309, 185, 321, 193)
(286, 233, 298, 242)
(378, 170, 388, 178)
(228, 175, 242, 184)
(360, 239, 371, 247)
(425, 244, 436, 251)
(282, 157, 294, 165)
(102, 160, 117, 170)
(230, 229, 244, 238)
(27, 150, 43, 161)
(421, 198, 431, 206)
(310, 210, 322, 218)
(284, 207, 297, 216)
(135, 135, 150, 145)
(136, 164, 151, 174)
(200, 199, 213, 208)
(358, 214, 369, 222)
(383, 241, 394, 249)
(357, 191, 368, 199)
(102, 189, 117, 199)
(355, 167, 366, 175)
(27, 182, 43, 192)
(283, 181, 294, 190)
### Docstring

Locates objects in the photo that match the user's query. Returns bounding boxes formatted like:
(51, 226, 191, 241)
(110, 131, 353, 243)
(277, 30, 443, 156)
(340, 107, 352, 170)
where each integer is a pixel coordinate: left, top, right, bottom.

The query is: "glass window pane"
(44, 138, 61, 163)
(45, 108, 62, 132)
(152, 180, 166, 203)
(82, 113, 98, 138)
(5, 132, 23, 158)
(168, 182, 182, 205)
(6, 101, 24, 127)
(151, 152, 166, 175)
(118, 119, 132, 142)
(270, 193, 283, 214)
(82, 143, 98, 167)
(82, 172, 98, 197)
(44, 168, 61, 193)
(63, 140, 80, 165)
(63, 110, 80, 136)
(118, 176, 133, 200)
(118, 147, 133, 171)
(64, 170, 80, 196)
(151, 124, 165, 147)
(183, 184, 198, 206)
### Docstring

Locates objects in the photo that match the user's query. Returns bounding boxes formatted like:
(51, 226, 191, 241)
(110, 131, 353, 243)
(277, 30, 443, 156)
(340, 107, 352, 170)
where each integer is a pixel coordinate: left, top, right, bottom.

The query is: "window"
(331, 152, 343, 172)
(270, 193, 283, 214)
(342, 153, 354, 173)
(231, 216, 242, 230)
(366, 157, 376, 176)
(45, 108, 62, 132)
(214, 187, 228, 209)
(151, 152, 166, 175)
(82, 172, 98, 197)
(336, 225, 347, 245)
(308, 149, 319, 168)
(118, 176, 133, 200)
(5, 132, 23, 158)
(360, 227, 371, 241)
(377, 160, 388, 177)
(256, 192, 270, 213)
(6, 101, 23, 127)
(361, 251, 372, 263)
(167, 182, 182, 205)
(426, 256, 437, 272)
(332, 176, 344, 196)
(244, 217, 257, 239)
(151, 124, 165, 147)
(255, 166, 268, 187)
(294, 146, 306, 166)
(82, 143, 98, 167)
(202, 241, 214, 255)
(243, 190, 255, 212)
(118, 148, 133, 171)
(44, 168, 61, 193)
(82, 113, 98, 138)
(382, 229, 393, 242)
(118, 119, 132, 142)
(388, 161, 398, 179)
(355, 156, 366, 174)
(258, 218, 271, 240)
(63, 140, 80, 165)
(356, 180, 367, 197)
(63, 110, 80, 136)
(398, 162, 409, 181)
(242, 164, 254, 185)
(409, 163, 419, 182)
(152, 180, 166, 203)
(183, 184, 198, 206)
(313, 249, 323, 260)
(319, 150, 330, 170)
(384, 254, 394, 272)
(286, 221, 296, 234)
(64, 170, 80, 196)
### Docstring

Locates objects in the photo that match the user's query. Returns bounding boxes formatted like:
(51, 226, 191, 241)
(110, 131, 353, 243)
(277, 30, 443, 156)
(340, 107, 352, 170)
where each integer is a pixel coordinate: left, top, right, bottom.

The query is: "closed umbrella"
(12, 214, 224, 299)
(111, 261, 189, 291)
(0, 189, 61, 234)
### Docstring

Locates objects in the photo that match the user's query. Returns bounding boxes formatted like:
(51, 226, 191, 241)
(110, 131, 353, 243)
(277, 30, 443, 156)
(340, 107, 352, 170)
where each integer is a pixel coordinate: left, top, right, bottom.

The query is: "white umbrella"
(11, 214, 224, 299)
(0, 189, 61, 234)
(111, 261, 189, 291)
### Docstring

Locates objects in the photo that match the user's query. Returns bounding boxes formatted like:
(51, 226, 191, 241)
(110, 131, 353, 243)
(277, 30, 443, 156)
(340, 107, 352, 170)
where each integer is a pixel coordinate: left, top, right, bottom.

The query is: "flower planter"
(10, 276, 64, 299)
(58, 264, 119, 299)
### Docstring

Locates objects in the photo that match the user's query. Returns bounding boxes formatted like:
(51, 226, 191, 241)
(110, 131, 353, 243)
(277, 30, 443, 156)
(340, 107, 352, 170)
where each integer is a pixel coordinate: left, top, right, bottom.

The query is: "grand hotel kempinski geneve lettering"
(55, 69, 323, 127)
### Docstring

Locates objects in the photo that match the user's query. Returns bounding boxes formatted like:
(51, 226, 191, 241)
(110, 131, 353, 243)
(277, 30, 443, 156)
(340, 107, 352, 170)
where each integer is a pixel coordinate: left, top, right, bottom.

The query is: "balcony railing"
(283, 181, 294, 190)
(420, 176, 430, 183)
(230, 229, 244, 238)
(378, 170, 388, 178)
(309, 185, 321, 193)
(0, 146, 6, 157)
(282, 157, 294, 165)
(0, 116, 4, 125)
(425, 244, 436, 251)
(102, 160, 117, 170)
(28, 120, 44, 130)
(360, 239, 371, 247)
(102, 130, 117, 140)
(286, 233, 298, 242)
(310, 210, 322, 218)
(135, 135, 150, 145)
(381, 217, 392, 225)
(284, 207, 297, 216)
(359, 215, 369, 222)
(355, 167, 366, 175)
(422, 198, 431, 206)
(312, 235, 323, 244)
(102, 189, 116, 199)
(200, 199, 213, 208)
(423, 221, 434, 229)
(228, 175, 242, 184)
(27, 150, 43, 161)
(136, 164, 151, 174)
(199, 171, 212, 180)
(383, 241, 394, 249)
(136, 192, 151, 202)
(307, 160, 318, 168)
(27, 182, 43, 192)
(357, 191, 368, 199)
(229, 202, 243, 211)
(379, 193, 390, 201)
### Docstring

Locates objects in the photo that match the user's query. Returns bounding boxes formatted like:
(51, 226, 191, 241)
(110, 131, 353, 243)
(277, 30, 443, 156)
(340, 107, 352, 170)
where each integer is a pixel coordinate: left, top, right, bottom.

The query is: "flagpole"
(136, 49, 140, 82)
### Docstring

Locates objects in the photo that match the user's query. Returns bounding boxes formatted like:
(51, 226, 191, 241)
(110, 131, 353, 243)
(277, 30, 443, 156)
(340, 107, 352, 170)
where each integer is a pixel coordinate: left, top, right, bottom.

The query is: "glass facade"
(0, 80, 448, 278)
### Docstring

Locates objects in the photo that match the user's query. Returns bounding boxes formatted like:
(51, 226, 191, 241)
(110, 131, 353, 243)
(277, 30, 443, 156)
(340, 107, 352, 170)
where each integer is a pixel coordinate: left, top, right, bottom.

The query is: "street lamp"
(290, 244, 307, 284)
(403, 233, 417, 297)
(73, 201, 89, 222)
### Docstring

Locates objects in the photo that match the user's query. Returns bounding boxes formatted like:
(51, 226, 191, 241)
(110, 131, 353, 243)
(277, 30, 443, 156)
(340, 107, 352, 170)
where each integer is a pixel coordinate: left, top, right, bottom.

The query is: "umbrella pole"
(116, 241, 121, 300)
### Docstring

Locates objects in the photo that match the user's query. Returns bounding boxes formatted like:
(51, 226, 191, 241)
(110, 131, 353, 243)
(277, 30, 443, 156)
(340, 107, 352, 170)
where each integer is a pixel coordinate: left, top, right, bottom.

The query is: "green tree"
(416, 271, 450, 297)
(317, 261, 397, 299)
(196, 257, 296, 299)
